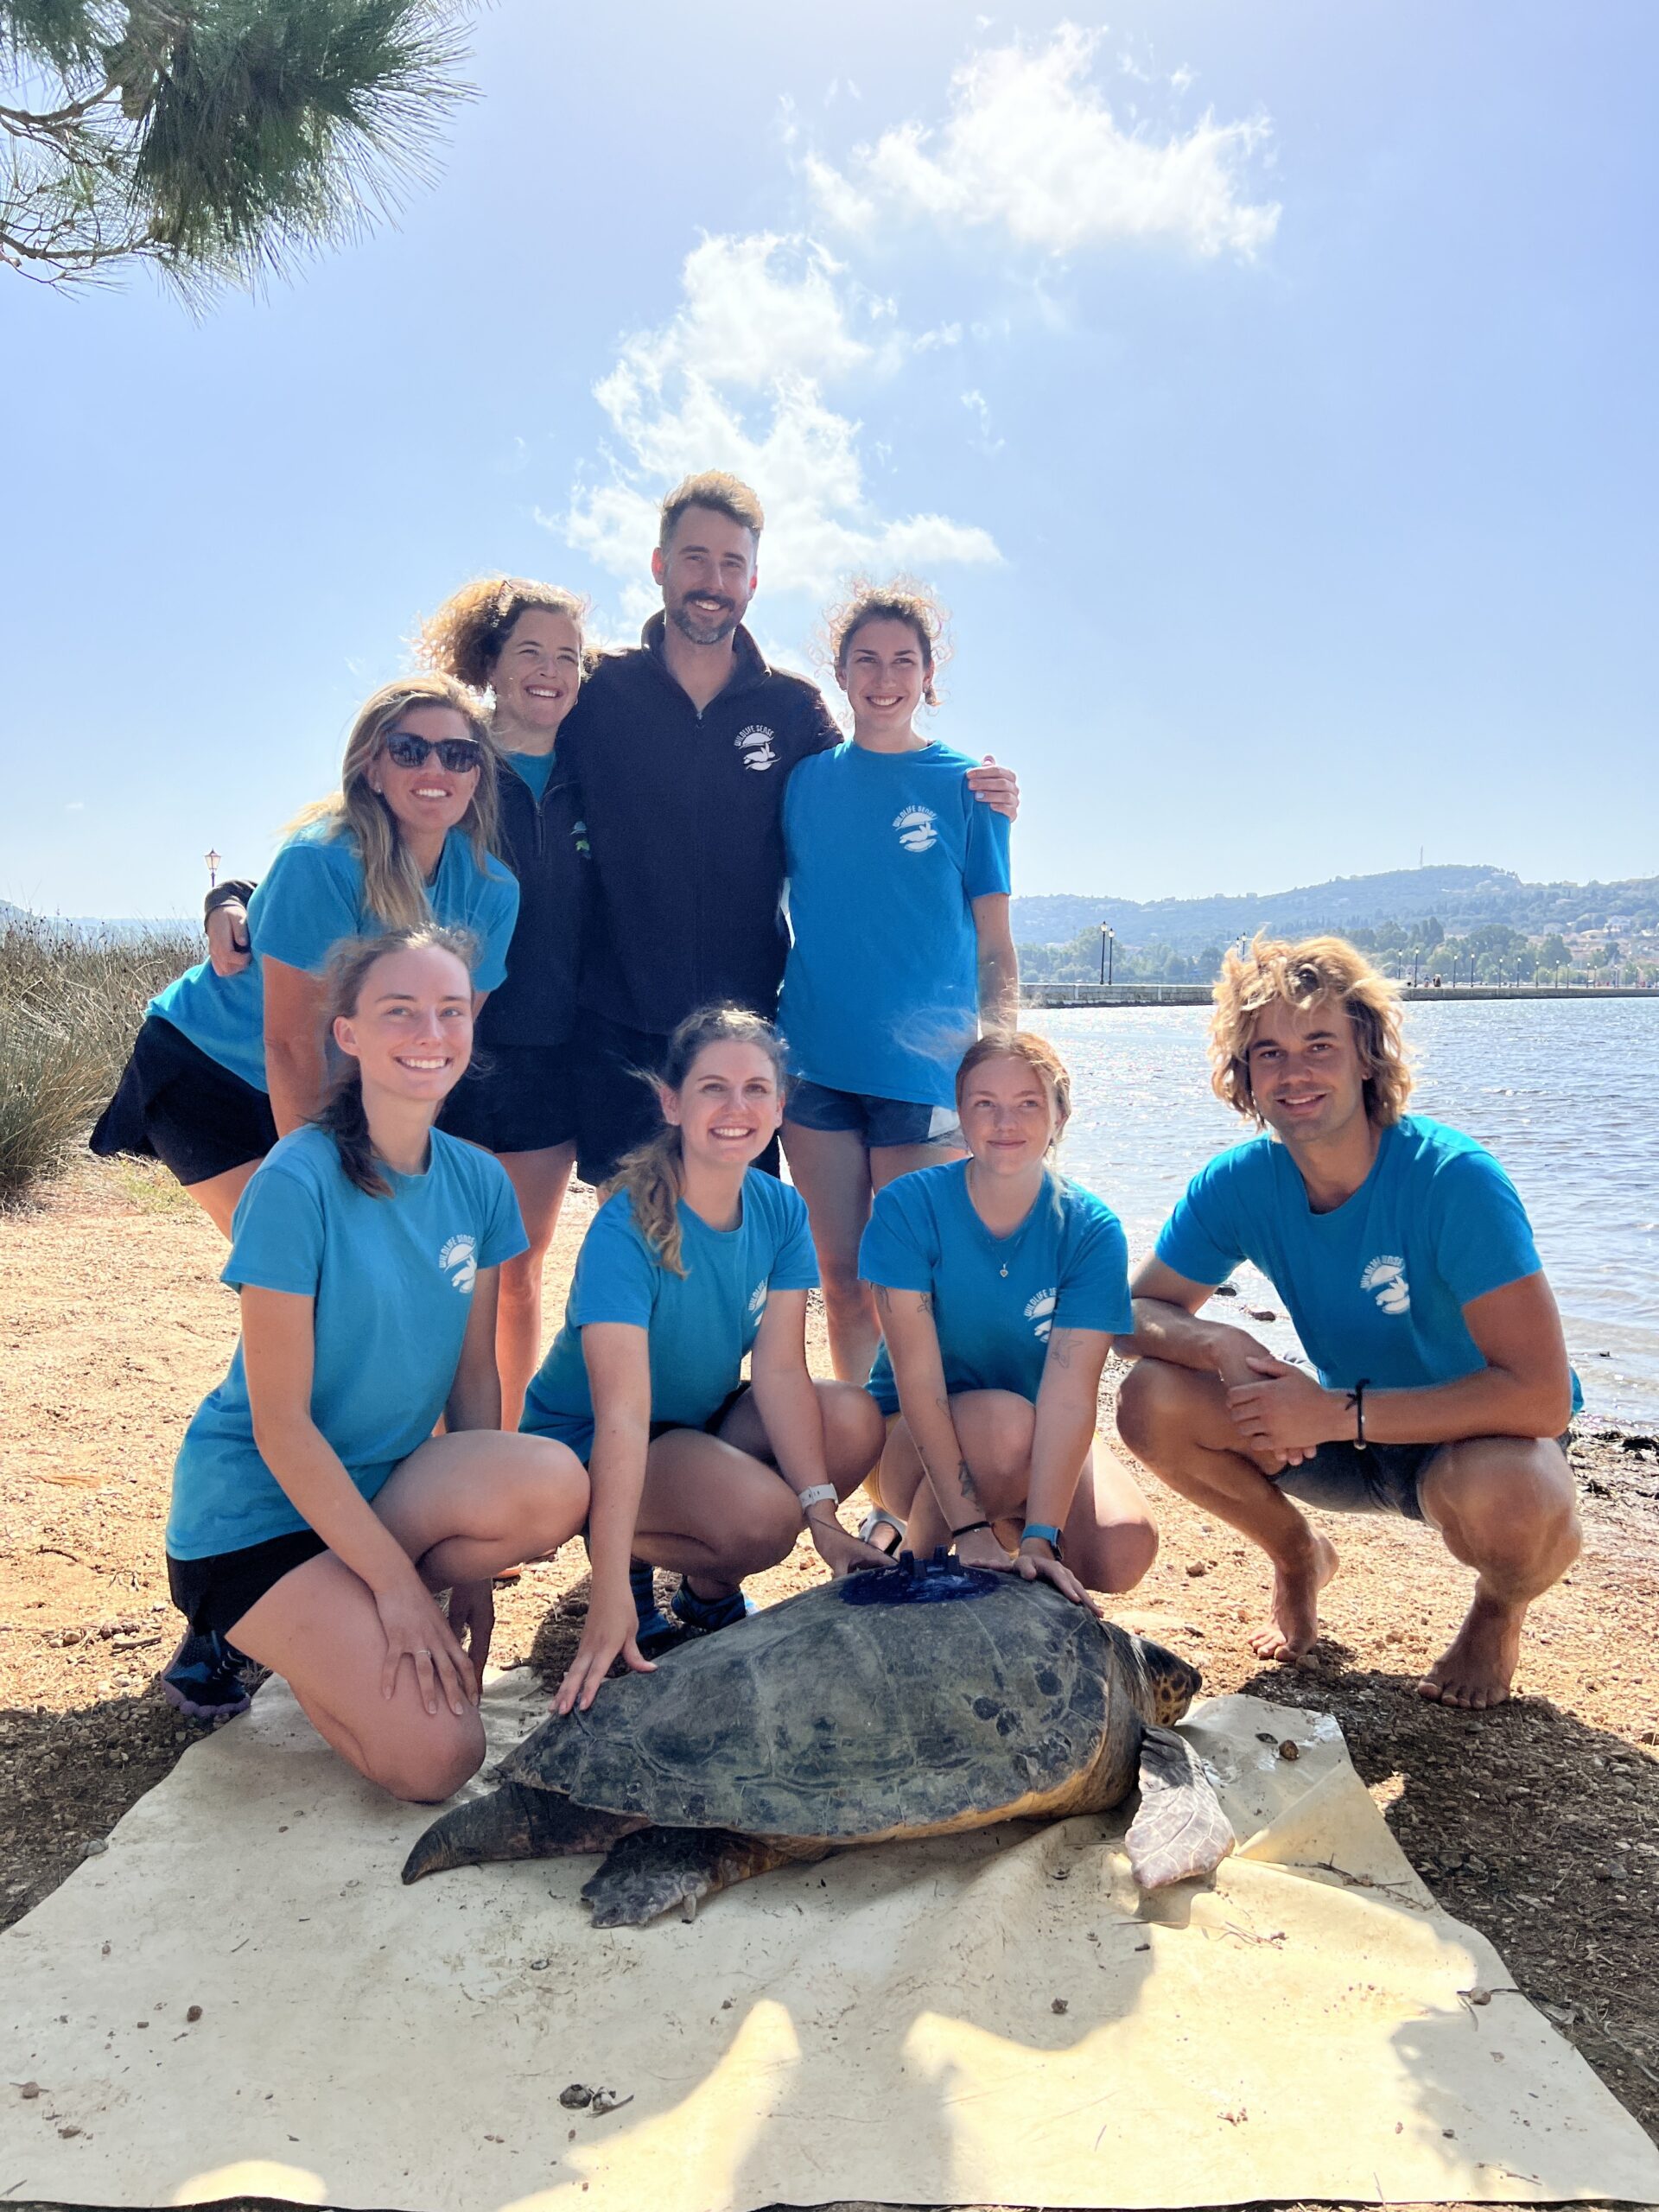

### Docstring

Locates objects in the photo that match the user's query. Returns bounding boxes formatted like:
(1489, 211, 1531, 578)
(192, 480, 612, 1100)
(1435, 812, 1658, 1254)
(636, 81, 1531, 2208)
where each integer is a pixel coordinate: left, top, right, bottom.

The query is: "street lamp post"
(205, 848, 221, 888)
(1098, 925, 1116, 988)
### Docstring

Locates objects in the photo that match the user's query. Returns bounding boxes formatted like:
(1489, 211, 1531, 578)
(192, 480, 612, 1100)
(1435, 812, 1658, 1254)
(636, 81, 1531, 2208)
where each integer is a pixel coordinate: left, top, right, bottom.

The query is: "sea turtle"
(403, 1554, 1234, 1926)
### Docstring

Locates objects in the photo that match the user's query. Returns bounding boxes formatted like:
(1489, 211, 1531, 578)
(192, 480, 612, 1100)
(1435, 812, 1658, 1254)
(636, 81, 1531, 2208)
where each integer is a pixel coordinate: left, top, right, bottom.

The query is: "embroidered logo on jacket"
(734, 724, 777, 772)
(893, 804, 939, 853)
(439, 1234, 478, 1294)
(1025, 1288, 1058, 1342)
(1360, 1254, 1410, 1315)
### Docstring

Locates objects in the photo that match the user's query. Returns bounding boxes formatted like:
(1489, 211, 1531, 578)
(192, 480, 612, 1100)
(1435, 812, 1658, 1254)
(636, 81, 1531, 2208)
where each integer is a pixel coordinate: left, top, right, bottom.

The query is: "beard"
(667, 592, 739, 647)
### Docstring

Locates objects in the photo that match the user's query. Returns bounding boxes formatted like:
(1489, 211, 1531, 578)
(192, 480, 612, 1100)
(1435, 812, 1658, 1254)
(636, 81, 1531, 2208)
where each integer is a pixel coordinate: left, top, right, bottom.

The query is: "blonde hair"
(658, 471, 765, 550)
(1210, 934, 1413, 1128)
(289, 676, 501, 932)
(315, 925, 479, 1198)
(415, 576, 590, 691)
(955, 1030, 1073, 1147)
(609, 1006, 787, 1277)
(826, 575, 949, 709)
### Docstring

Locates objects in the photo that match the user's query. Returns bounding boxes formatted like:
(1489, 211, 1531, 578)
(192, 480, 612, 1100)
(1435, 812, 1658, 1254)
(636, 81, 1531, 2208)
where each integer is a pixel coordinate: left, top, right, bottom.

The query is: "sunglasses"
(382, 733, 486, 774)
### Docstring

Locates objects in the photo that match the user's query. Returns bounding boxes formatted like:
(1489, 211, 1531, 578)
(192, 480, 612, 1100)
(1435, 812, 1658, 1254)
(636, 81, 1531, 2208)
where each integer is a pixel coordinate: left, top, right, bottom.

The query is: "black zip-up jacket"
(476, 750, 588, 1051)
(560, 614, 841, 1036)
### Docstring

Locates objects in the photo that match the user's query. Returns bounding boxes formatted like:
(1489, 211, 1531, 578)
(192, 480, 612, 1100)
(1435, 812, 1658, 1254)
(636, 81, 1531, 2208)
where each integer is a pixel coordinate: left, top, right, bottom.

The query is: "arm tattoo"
(1047, 1331, 1075, 1370)
(874, 1285, 893, 1316)
(956, 1461, 982, 1508)
(918, 1292, 934, 1314)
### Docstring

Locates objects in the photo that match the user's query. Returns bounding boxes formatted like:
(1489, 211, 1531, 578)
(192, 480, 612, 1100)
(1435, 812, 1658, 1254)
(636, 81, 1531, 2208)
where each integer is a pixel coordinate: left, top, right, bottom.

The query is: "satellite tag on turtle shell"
(837, 1548, 1002, 1606)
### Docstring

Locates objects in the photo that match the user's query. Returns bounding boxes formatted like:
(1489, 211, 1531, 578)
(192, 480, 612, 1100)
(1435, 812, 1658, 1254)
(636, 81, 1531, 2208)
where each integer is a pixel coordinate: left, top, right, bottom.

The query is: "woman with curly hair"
(413, 578, 591, 1428)
(777, 579, 1020, 1406)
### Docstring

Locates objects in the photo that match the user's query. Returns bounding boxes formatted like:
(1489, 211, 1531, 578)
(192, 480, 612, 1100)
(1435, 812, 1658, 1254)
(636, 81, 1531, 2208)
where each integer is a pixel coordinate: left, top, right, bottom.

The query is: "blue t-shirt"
(1154, 1114, 1579, 1406)
(505, 749, 556, 803)
(859, 1159, 1132, 1415)
(167, 1126, 528, 1559)
(778, 741, 1013, 1107)
(148, 824, 521, 1092)
(521, 1170, 819, 1459)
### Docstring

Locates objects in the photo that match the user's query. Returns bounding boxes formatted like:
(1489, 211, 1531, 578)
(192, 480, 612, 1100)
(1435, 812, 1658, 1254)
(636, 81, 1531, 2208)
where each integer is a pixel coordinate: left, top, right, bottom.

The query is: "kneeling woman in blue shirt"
(164, 928, 588, 1803)
(522, 1006, 890, 1713)
(860, 1032, 1158, 1603)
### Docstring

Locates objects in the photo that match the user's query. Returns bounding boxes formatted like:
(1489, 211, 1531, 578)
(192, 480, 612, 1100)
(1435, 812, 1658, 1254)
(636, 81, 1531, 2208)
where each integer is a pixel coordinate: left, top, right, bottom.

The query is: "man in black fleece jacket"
(564, 470, 1016, 1183)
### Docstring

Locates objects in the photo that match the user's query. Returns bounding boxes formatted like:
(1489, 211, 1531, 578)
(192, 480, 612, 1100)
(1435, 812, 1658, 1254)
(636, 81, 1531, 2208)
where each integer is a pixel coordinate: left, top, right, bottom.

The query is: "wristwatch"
(796, 1484, 839, 1518)
(1020, 1521, 1065, 1558)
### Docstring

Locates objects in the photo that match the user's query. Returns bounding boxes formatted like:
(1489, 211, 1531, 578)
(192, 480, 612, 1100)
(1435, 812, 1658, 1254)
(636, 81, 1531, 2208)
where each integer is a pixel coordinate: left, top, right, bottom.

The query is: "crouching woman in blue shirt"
(522, 1005, 890, 1714)
(164, 927, 588, 1802)
(860, 1032, 1158, 1605)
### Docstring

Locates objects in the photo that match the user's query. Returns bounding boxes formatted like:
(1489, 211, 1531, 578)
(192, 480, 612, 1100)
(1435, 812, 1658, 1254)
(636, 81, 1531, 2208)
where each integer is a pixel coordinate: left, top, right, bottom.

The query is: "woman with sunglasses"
(95, 675, 519, 1243)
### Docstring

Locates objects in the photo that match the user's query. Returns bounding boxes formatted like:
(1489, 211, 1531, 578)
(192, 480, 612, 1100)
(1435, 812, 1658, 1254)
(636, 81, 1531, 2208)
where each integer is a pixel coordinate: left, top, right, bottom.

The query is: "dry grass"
(0, 917, 197, 1205)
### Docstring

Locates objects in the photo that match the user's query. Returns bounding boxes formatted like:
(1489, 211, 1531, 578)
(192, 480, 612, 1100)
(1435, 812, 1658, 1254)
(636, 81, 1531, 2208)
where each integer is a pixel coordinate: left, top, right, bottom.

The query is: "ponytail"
(611, 1128, 690, 1276)
(313, 925, 479, 1198)
(316, 1061, 390, 1200)
(607, 1002, 787, 1277)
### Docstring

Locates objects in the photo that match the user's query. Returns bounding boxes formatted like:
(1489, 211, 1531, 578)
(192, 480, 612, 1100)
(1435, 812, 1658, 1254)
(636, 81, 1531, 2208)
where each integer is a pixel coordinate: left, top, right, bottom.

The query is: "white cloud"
(556, 235, 1001, 603)
(962, 389, 1004, 454)
(809, 22, 1279, 259)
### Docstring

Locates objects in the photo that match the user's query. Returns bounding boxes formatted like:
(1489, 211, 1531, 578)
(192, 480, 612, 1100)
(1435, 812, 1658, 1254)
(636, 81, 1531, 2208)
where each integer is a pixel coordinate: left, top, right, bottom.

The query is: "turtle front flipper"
(402, 1781, 639, 1885)
(1124, 1724, 1235, 1890)
(582, 1827, 826, 1928)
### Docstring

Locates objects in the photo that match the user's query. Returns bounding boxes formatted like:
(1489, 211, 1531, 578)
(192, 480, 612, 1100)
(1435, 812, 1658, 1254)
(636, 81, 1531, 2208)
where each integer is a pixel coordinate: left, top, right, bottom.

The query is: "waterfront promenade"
(1022, 981, 1658, 1007)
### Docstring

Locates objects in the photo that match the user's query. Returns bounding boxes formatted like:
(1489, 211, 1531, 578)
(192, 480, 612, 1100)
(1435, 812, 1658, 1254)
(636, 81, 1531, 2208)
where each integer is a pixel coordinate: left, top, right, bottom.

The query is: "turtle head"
(1133, 1635, 1203, 1726)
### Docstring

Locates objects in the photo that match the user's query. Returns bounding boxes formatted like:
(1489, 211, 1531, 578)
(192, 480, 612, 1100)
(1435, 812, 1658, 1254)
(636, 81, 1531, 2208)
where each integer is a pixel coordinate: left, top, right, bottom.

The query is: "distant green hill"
(1010, 866, 1659, 951)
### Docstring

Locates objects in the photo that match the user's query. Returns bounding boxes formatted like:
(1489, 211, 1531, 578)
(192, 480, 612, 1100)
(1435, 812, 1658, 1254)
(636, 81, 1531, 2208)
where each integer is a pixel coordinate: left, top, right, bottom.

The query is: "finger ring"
(415, 1648, 433, 1657)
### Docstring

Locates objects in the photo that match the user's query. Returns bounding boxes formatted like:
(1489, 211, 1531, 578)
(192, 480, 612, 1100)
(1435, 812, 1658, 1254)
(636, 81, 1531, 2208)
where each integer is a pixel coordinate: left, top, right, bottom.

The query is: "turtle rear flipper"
(402, 1781, 639, 1884)
(582, 1827, 826, 1928)
(1124, 1723, 1235, 1890)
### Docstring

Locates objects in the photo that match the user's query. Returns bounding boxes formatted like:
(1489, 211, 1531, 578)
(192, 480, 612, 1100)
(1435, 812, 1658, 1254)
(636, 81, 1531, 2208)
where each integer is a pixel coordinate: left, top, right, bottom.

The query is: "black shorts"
(90, 1014, 277, 1188)
(440, 1043, 579, 1155)
(1272, 1440, 1439, 1521)
(168, 1529, 328, 1638)
(646, 1382, 753, 1446)
(574, 1011, 781, 1187)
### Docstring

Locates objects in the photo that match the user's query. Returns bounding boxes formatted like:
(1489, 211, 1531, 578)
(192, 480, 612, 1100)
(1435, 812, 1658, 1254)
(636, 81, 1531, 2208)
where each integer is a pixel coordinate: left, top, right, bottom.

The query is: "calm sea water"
(1027, 999, 1659, 1426)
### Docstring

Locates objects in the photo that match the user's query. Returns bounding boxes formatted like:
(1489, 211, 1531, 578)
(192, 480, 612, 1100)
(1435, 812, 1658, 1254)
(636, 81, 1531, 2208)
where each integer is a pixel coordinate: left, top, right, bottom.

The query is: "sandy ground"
(3, 1152, 1658, 2206)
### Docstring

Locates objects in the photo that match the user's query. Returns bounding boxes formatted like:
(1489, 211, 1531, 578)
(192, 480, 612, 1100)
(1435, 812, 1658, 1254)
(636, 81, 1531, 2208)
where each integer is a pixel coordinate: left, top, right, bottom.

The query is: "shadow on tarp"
(1234, 1655, 1659, 2148)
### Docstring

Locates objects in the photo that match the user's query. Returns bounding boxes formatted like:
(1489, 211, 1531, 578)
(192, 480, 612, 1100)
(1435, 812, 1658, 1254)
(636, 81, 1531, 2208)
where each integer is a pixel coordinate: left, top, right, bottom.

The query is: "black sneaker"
(160, 1630, 254, 1721)
(631, 1560, 683, 1660)
(670, 1580, 756, 1638)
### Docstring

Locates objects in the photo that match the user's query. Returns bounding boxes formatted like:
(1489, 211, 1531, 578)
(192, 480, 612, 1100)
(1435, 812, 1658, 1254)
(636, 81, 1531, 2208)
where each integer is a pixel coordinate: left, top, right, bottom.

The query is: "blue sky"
(5, 0, 1656, 919)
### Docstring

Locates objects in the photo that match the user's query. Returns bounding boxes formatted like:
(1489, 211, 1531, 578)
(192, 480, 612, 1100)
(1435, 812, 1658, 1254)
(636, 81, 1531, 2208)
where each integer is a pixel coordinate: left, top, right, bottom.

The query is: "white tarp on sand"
(3, 1669, 1656, 2211)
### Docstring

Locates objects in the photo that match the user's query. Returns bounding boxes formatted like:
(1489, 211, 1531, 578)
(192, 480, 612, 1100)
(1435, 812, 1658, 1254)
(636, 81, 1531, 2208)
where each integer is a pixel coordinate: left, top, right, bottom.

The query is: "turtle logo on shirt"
(439, 1234, 479, 1295)
(1360, 1254, 1410, 1316)
(734, 724, 777, 772)
(748, 1280, 769, 1317)
(893, 804, 939, 854)
(1024, 1288, 1058, 1342)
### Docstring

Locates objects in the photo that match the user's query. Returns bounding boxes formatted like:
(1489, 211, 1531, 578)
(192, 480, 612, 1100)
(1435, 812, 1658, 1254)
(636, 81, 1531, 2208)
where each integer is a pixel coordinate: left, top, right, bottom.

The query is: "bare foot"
(1417, 1591, 1524, 1710)
(1248, 1533, 1339, 1661)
